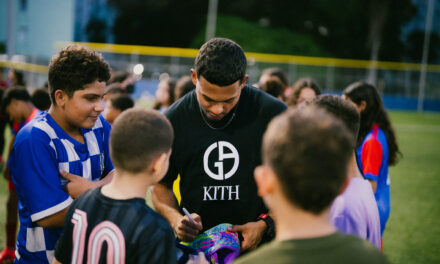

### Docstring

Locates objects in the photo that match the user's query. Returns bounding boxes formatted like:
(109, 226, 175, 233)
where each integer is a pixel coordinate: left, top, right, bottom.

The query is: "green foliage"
(190, 15, 330, 57)
(406, 31, 440, 63)
(109, 0, 417, 61)
(109, 0, 207, 47)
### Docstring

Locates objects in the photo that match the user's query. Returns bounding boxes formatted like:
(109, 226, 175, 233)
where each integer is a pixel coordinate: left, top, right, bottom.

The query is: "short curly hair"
(48, 45, 110, 105)
(195, 38, 247, 86)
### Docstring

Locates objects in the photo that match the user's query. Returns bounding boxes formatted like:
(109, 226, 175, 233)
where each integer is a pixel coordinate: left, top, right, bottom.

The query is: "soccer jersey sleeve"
(101, 117, 114, 176)
(9, 130, 72, 222)
(360, 137, 383, 182)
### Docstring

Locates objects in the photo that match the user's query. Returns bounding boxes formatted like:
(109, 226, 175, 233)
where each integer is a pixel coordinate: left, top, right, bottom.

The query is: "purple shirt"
(329, 177, 381, 248)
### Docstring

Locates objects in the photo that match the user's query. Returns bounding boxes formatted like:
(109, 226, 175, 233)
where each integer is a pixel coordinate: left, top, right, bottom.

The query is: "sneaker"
(0, 248, 15, 263)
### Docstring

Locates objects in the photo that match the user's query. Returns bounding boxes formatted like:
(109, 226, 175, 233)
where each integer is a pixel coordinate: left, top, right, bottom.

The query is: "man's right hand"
(174, 213, 203, 241)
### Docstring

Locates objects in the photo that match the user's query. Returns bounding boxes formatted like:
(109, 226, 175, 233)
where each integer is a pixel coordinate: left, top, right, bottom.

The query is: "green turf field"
(383, 111, 440, 263)
(0, 111, 439, 263)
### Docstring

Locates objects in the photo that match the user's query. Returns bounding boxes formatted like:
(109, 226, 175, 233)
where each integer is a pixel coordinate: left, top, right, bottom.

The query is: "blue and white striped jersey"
(9, 111, 113, 263)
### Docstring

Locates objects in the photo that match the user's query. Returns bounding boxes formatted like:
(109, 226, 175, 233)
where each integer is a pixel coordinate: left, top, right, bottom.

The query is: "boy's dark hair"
(110, 108, 174, 173)
(195, 38, 247, 86)
(312, 94, 360, 143)
(287, 77, 321, 106)
(263, 106, 353, 214)
(343, 81, 401, 165)
(31, 88, 51, 111)
(110, 95, 134, 112)
(260, 76, 284, 99)
(2, 86, 30, 112)
(261, 67, 289, 87)
(48, 45, 110, 105)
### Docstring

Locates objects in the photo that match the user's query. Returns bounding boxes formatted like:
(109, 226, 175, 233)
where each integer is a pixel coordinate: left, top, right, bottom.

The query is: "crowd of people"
(0, 37, 400, 264)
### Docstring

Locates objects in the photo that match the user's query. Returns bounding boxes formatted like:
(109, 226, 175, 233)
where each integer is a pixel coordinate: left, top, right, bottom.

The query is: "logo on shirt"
(203, 141, 239, 180)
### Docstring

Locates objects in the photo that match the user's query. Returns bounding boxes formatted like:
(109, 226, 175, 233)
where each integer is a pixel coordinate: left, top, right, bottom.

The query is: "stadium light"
(133, 64, 144, 75)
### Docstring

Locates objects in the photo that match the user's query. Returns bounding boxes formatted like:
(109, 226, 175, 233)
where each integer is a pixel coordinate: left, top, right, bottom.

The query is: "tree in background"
(108, 0, 417, 62)
(109, 0, 206, 47)
(406, 31, 440, 64)
(86, 18, 107, 43)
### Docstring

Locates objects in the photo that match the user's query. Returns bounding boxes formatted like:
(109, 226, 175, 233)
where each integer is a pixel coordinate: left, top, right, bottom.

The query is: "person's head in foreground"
(48, 44, 110, 129)
(110, 108, 173, 180)
(257, 106, 353, 216)
(191, 37, 248, 121)
(233, 106, 388, 264)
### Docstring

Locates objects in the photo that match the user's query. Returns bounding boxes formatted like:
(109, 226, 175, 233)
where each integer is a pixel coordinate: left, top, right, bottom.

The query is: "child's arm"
(60, 170, 115, 199)
(36, 207, 69, 228)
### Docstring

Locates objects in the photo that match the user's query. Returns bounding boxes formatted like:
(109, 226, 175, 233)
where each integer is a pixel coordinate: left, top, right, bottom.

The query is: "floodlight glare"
(133, 64, 144, 75)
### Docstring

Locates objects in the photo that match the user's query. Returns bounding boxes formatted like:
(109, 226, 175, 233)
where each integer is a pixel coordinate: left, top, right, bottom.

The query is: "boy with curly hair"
(9, 45, 114, 263)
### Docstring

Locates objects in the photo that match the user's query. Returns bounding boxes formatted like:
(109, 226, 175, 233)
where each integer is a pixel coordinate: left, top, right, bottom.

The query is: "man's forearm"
(151, 183, 182, 229)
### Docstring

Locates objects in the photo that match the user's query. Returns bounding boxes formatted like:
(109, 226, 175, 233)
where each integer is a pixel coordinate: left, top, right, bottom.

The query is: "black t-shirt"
(163, 85, 287, 230)
(54, 188, 176, 264)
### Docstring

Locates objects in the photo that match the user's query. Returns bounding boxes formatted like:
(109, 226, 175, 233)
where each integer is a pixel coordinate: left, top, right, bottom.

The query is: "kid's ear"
(358, 100, 367, 112)
(151, 150, 171, 178)
(54, 90, 68, 106)
(254, 165, 276, 198)
(152, 153, 167, 172)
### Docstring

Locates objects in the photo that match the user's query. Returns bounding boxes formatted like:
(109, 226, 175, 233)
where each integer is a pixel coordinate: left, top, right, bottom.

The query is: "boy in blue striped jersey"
(9, 45, 114, 263)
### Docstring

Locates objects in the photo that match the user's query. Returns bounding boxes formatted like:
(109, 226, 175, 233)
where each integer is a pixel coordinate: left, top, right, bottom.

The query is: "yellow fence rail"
(58, 42, 440, 73)
(0, 60, 48, 74)
(2, 41, 440, 74)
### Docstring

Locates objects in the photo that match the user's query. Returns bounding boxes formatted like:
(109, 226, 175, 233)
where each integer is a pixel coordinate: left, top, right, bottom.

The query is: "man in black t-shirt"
(54, 109, 176, 263)
(152, 38, 286, 252)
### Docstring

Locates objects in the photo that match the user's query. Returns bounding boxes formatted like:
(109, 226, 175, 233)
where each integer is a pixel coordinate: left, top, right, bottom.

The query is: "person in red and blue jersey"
(343, 82, 401, 249)
(0, 87, 40, 263)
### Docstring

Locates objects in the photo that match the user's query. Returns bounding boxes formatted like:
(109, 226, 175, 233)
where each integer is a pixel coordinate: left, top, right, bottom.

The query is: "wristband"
(258, 213, 275, 239)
